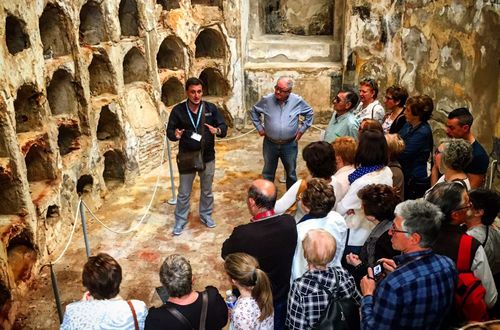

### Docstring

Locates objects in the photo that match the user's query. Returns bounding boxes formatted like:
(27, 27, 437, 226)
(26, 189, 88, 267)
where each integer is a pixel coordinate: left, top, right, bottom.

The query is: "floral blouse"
(231, 296, 273, 330)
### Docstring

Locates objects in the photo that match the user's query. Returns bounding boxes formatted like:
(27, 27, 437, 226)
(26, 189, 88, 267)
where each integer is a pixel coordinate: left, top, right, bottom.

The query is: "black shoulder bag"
(312, 269, 360, 330)
(176, 104, 206, 174)
(165, 290, 208, 330)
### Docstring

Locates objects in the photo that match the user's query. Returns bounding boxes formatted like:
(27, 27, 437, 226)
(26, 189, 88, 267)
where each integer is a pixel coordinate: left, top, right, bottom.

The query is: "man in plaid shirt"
(360, 200, 457, 330)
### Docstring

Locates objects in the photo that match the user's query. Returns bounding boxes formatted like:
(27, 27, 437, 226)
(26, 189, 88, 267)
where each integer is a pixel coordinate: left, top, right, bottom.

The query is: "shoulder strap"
(165, 304, 195, 330)
(483, 226, 489, 246)
(199, 290, 208, 330)
(126, 300, 139, 330)
(313, 268, 340, 299)
(457, 234, 473, 271)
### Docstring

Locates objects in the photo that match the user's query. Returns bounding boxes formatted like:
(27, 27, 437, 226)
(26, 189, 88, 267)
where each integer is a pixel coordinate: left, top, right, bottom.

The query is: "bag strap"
(165, 305, 195, 330)
(199, 290, 208, 330)
(457, 234, 473, 272)
(313, 268, 339, 299)
(483, 226, 489, 246)
(126, 300, 139, 330)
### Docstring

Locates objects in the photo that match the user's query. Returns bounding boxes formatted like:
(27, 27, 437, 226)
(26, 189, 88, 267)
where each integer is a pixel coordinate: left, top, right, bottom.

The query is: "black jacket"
(167, 101, 227, 162)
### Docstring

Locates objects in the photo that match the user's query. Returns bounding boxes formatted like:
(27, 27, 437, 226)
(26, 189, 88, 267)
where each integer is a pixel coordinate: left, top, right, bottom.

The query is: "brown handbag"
(176, 107, 206, 174)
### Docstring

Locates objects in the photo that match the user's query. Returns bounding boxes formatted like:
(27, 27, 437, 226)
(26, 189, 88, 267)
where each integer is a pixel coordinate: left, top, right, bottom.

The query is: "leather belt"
(265, 136, 295, 145)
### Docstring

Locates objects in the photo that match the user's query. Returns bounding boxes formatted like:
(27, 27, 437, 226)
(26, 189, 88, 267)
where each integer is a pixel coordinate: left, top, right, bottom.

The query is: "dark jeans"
(262, 138, 298, 189)
(273, 296, 287, 330)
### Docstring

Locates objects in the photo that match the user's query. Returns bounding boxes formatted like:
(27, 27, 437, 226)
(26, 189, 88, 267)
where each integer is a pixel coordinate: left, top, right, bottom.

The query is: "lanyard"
(185, 102, 203, 132)
(251, 210, 277, 222)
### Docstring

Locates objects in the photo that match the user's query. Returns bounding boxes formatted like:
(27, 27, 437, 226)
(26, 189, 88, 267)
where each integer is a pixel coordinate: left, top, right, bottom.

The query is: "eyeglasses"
(274, 85, 291, 94)
(385, 95, 394, 100)
(389, 223, 409, 234)
(434, 149, 442, 155)
(333, 95, 342, 103)
(454, 202, 472, 213)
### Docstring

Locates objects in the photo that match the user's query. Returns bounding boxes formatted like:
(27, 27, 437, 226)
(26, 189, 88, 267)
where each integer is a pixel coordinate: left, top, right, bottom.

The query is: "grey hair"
(277, 76, 293, 90)
(394, 200, 443, 248)
(440, 139, 472, 171)
(159, 254, 192, 298)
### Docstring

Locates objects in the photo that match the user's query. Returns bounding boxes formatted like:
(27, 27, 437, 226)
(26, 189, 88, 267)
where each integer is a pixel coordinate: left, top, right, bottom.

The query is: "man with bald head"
(221, 179, 298, 330)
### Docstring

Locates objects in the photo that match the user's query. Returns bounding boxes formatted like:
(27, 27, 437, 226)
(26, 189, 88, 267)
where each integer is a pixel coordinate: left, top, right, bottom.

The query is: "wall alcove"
(199, 68, 229, 96)
(47, 70, 79, 116)
(161, 77, 184, 107)
(157, 0, 181, 10)
(195, 28, 225, 58)
(45, 204, 60, 220)
(123, 47, 148, 84)
(79, 1, 109, 45)
(103, 149, 125, 186)
(157, 36, 184, 70)
(39, 4, 72, 57)
(7, 231, 37, 284)
(97, 105, 121, 140)
(5, 15, 30, 55)
(89, 54, 116, 95)
(14, 85, 44, 134)
(0, 172, 22, 215)
(25, 144, 55, 183)
(119, 0, 139, 37)
(76, 174, 93, 195)
(57, 122, 81, 156)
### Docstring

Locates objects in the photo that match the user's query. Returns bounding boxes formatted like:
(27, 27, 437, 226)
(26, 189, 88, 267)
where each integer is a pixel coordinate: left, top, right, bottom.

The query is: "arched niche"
(89, 54, 116, 96)
(39, 4, 71, 57)
(199, 68, 229, 96)
(191, 0, 222, 7)
(119, 0, 139, 37)
(123, 47, 148, 84)
(7, 230, 37, 284)
(157, 36, 184, 70)
(58, 122, 81, 156)
(45, 204, 60, 220)
(0, 172, 22, 215)
(76, 174, 93, 195)
(103, 149, 125, 185)
(14, 84, 44, 134)
(195, 28, 225, 58)
(157, 0, 181, 10)
(79, 1, 109, 45)
(25, 144, 55, 182)
(97, 105, 121, 140)
(47, 69, 79, 116)
(6, 15, 30, 55)
(161, 78, 184, 107)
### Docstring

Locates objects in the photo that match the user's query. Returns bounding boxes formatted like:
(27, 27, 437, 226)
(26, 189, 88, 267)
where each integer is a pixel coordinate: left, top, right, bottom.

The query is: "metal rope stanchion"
(79, 201, 91, 258)
(49, 264, 63, 324)
(165, 123, 177, 205)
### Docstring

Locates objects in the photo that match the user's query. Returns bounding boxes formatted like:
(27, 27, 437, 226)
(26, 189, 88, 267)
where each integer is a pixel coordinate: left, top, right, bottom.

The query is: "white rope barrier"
(48, 199, 82, 265)
(215, 127, 256, 142)
(82, 131, 168, 234)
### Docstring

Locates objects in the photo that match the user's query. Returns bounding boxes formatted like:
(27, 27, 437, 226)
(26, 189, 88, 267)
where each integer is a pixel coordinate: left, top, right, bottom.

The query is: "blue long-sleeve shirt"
(250, 93, 313, 141)
(361, 249, 456, 330)
(397, 122, 433, 180)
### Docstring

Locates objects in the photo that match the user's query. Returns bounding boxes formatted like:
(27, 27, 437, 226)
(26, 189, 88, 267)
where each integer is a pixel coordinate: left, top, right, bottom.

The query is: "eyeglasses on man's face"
(274, 85, 291, 94)
(389, 223, 409, 234)
(454, 201, 472, 213)
(333, 95, 344, 103)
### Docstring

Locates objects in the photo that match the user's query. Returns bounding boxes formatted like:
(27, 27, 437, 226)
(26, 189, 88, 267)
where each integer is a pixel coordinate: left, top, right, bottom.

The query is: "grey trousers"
(173, 160, 215, 231)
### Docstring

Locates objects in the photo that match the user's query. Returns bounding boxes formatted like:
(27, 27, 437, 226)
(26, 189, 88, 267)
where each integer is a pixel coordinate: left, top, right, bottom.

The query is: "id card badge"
(191, 132, 202, 141)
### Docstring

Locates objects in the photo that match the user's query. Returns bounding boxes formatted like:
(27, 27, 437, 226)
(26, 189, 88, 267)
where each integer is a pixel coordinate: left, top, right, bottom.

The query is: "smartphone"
(372, 261, 384, 281)
(155, 286, 169, 304)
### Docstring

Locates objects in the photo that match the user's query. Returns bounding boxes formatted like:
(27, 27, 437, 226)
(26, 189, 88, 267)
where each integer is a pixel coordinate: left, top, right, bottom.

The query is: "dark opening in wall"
(191, 0, 222, 8)
(6, 15, 30, 55)
(195, 29, 225, 58)
(103, 150, 125, 185)
(58, 122, 81, 156)
(39, 4, 71, 57)
(25, 144, 55, 182)
(123, 47, 148, 84)
(157, 36, 184, 70)
(119, 0, 139, 37)
(0, 280, 11, 317)
(0, 173, 21, 215)
(14, 84, 44, 134)
(7, 231, 37, 284)
(157, 0, 181, 10)
(89, 54, 116, 96)
(46, 204, 60, 219)
(97, 106, 121, 140)
(76, 175, 93, 195)
(161, 78, 184, 107)
(0, 132, 7, 157)
(199, 68, 229, 96)
(79, 1, 109, 45)
(47, 69, 78, 115)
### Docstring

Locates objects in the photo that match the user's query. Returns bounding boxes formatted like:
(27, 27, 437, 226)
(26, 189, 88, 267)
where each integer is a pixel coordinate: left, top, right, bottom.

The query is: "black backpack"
(312, 269, 361, 330)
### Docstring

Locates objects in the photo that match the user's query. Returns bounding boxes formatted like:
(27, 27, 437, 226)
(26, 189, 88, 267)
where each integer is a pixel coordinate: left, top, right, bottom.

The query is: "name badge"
(191, 132, 202, 141)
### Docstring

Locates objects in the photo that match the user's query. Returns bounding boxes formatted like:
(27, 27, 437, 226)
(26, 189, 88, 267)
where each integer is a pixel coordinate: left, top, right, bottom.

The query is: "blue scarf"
(348, 165, 384, 184)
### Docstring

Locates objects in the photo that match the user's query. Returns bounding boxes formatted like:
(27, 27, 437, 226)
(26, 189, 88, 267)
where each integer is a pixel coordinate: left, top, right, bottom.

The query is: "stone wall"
(0, 0, 238, 326)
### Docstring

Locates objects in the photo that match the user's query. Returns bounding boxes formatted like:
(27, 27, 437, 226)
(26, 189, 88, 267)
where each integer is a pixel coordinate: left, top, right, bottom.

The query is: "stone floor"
(14, 126, 323, 329)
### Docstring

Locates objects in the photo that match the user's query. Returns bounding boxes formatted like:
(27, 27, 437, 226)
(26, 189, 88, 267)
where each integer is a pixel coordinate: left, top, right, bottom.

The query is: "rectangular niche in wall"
(264, 0, 333, 35)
